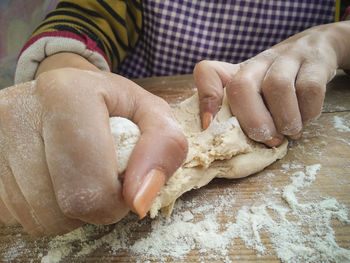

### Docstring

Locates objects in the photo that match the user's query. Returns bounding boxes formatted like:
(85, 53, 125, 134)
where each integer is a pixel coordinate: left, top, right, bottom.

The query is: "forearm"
(35, 52, 100, 78)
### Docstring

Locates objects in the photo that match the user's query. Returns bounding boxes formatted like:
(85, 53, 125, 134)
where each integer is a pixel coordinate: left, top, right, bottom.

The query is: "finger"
(194, 61, 240, 129)
(226, 54, 284, 147)
(103, 75, 188, 218)
(1, 84, 83, 234)
(125, 99, 188, 218)
(0, 193, 16, 225)
(0, 159, 44, 236)
(295, 62, 333, 124)
(261, 56, 303, 136)
(124, 112, 187, 218)
(289, 131, 302, 140)
(8, 131, 83, 235)
(0, 86, 46, 235)
(38, 70, 129, 225)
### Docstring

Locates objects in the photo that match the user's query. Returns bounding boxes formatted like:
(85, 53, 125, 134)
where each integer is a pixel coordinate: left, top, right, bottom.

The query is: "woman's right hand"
(0, 67, 187, 236)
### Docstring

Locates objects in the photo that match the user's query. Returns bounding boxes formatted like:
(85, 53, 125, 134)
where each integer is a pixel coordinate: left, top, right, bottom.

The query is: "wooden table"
(1, 72, 349, 263)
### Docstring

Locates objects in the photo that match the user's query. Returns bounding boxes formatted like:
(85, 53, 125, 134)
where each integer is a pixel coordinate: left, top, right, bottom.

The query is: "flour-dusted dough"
(110, 117, 140, 174)
(110, 92, 288, 218)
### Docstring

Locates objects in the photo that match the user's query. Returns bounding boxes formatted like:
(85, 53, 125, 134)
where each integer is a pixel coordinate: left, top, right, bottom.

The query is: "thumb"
(105, 74, 188, 219)
(194, 60, 240, 129)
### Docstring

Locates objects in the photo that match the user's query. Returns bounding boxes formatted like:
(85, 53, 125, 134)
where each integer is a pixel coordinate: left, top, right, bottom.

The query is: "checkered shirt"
(116, 0, 335, 78)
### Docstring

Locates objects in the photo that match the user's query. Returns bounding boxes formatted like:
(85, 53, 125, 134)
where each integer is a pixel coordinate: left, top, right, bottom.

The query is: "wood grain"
(0, 71, 349, 263)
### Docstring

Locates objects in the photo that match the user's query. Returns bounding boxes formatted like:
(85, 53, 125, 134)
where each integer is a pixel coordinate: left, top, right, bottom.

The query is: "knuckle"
(262, 75, 293, 96)
(194, 60, 223, 99)
(147, 93, 171, 112)
(199, 89, 222, 110)
(226, 74, 254, 98)
(194, 60, 211, 74)
(157, 96, 172, 109)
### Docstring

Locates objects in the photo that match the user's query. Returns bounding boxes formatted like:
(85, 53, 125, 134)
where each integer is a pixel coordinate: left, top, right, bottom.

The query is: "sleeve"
(15, 0, 142, 84)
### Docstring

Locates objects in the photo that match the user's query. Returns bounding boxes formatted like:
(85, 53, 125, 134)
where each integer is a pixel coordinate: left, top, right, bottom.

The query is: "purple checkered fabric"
(116, 0, 334, 78)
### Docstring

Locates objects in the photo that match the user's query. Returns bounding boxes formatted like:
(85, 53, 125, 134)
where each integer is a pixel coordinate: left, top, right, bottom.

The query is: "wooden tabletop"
(1, 72, 350, 263)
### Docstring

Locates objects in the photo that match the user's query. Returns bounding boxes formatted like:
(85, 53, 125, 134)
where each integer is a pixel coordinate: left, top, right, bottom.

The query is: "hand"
(0, 68, 187, 236)
(194, 21, 350, 147)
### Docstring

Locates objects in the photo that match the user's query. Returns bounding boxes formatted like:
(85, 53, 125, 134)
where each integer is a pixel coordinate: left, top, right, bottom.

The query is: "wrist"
(35, 52, 100, 79)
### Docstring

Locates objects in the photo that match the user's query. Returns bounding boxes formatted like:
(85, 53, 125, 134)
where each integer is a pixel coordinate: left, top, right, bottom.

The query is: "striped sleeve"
(15, 0, 142, 84)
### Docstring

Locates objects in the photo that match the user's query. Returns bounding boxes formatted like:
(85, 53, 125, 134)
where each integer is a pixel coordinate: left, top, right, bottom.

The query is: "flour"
(37, 164, 350, 263)
(282, 164, 321, 210)
(3, 238, 29, 261)
(333, 116, 350, 133)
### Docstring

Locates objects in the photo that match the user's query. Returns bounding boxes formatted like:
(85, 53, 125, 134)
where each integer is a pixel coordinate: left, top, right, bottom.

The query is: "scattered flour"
(3, 239, 30, 262)
(36, 164, 350, 263)
(333, 116, 350, 133)
(335, 137, 350, 147)
(264, 172, 276, 178)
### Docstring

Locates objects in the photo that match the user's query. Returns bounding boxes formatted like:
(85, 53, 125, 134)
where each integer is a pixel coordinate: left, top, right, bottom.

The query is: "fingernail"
(133, 169, 165, 219)
(202, 112, 213, 130)
(265, 135, 284, 147)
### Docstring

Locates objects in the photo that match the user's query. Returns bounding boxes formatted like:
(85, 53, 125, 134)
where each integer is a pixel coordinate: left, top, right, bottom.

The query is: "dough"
(110, 117, 140, 174)
(110, 92, 288, 218)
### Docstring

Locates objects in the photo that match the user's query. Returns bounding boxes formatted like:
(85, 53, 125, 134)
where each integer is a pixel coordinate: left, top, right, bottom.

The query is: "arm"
(15, 0, 142, 83)
(3, 0, 187, 236)
(1, 68, 188, 236)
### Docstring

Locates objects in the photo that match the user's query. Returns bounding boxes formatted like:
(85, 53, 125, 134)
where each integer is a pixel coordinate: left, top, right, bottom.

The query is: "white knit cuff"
(15, 35, 110, 84)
